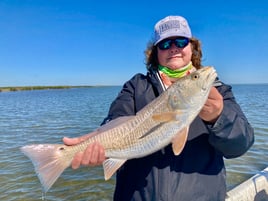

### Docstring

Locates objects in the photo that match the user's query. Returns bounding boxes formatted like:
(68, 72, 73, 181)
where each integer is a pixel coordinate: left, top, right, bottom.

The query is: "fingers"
(82, 142, 105, 166)
(63, 133, 92, 146)
(63, 133, 105, 169)
(207, 87, 222, 100)
(71, 142, 106, 169)
(72, 152, 83, 169)
(199, 87, 223, 122)
(63, 132, 96, 146)
(63, 137, 81, 146)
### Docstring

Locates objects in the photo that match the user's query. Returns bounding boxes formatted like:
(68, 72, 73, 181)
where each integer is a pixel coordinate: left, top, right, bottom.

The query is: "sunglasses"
(157, 37, 190, 50)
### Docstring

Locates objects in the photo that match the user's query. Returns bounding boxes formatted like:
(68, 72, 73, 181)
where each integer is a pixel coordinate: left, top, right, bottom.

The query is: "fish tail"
(20, 144, 72, 192)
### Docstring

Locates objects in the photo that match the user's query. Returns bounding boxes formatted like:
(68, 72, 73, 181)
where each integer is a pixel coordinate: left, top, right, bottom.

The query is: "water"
(0, 84, 267, 200)
(224, 84, 268, 189)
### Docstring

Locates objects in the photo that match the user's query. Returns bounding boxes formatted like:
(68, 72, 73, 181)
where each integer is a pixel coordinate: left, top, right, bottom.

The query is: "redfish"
(21, 66, 217, 193)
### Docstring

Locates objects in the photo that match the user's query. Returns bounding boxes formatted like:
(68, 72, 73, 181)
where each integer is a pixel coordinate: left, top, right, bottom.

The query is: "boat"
(226, 167, 268, 201)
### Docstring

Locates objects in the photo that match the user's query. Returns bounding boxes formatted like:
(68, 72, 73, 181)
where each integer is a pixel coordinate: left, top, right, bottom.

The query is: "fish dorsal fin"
(172, 127, 189, 155)
(97, 116, 134, 133)
(152, 111, 182, 122)
(102, 158, 127, 180)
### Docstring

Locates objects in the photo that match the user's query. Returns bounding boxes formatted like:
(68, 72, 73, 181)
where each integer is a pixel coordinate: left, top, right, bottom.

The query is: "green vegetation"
(0, 86, 94, 92)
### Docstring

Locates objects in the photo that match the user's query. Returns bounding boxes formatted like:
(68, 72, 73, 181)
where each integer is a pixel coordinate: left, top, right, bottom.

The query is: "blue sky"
(1, 0, 267, 86)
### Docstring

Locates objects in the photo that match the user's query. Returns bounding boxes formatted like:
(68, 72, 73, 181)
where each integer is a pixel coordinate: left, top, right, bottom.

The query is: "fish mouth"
(202, 67, 217, 90)
(206, 67, 217, 81)
(210, 69, 218, 85)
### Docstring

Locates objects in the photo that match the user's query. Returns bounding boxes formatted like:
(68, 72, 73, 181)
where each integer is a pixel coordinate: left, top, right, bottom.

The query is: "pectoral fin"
(152, 111, 182, 122)
(103, 158, 127, 180)
(171, 127, 189, 155)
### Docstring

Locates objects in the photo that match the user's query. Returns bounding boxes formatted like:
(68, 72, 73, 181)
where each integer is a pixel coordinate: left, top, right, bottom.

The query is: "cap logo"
(158, 20, 181, 34)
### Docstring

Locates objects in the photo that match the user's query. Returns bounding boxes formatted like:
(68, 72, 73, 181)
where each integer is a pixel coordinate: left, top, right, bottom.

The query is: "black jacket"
(102, 70, 254, 201)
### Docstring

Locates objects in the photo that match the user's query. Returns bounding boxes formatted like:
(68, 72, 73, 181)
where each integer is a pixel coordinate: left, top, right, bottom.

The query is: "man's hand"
(63, 135, 106, 169)
(199, 87, 223, 123)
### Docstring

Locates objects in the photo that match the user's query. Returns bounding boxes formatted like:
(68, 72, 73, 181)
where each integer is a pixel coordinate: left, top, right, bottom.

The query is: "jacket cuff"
(208, 106, 237, 136)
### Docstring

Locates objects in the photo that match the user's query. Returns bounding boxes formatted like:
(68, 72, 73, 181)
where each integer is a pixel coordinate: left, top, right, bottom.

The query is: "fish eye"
(191, 73, 200, 80)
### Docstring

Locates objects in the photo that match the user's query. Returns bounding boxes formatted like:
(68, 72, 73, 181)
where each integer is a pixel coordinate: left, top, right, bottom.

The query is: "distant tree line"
(0, 86, 79, 92)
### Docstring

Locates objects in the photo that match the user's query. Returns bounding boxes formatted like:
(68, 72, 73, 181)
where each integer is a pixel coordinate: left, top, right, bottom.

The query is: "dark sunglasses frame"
(157, 37, 190, 50)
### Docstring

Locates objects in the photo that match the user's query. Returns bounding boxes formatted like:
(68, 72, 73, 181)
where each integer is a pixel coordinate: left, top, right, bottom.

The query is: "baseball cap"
(153, 16, 192, 45)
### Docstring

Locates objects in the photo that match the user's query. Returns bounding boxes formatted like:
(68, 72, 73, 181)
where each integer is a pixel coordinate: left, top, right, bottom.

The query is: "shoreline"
(0, 86, 95, 92)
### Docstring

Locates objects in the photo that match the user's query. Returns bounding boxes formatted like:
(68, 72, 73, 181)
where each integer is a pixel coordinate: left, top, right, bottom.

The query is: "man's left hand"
(199, 87, 223, 123)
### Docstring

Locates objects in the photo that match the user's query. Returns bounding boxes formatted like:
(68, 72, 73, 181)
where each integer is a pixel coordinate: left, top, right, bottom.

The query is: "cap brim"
(154, 33, 191, 46)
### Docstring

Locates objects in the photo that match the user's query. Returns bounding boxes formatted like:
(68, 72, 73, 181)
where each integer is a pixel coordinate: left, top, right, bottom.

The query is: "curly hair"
(144, 37, 203, 71)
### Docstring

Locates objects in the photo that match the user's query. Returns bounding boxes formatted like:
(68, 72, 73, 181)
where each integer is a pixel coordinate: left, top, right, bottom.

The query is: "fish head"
(167, 66, 217, 111)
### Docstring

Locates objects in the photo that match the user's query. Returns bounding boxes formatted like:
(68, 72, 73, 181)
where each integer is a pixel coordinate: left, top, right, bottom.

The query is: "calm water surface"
(0, 84, 267, 201)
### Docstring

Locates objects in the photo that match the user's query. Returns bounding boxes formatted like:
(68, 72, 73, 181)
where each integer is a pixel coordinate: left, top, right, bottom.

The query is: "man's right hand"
(63, 136, 106, 169)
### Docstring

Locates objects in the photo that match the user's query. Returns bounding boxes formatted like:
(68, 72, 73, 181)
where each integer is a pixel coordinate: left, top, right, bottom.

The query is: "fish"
(20, 66, 217, 193)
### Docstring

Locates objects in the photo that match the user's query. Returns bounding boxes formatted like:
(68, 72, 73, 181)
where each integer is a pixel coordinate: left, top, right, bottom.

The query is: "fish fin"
(103, 158, 127, 180)
(171, 127, 189, 155)
(152, 111, 181, 122)
(20, 144, 71, 192)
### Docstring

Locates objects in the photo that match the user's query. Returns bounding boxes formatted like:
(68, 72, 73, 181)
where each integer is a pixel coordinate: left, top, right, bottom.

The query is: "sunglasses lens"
(174, 38, 189, 48)
(158, 38, 189, 50)
(158, 39, 172, 50)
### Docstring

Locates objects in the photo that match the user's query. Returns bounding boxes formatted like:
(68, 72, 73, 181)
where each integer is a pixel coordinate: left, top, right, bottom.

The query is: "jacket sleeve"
(208, 83, 254, 159)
